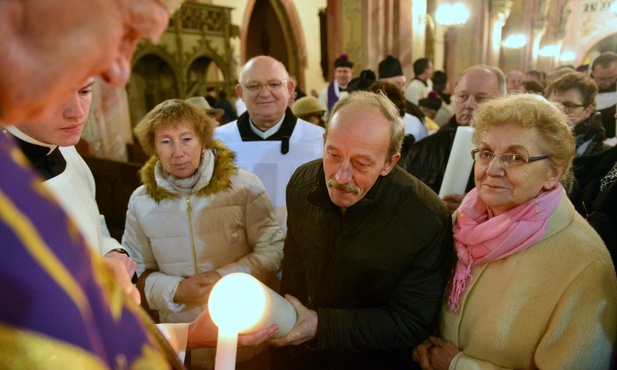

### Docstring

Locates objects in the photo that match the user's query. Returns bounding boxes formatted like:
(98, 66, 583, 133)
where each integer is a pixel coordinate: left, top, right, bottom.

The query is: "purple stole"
(0, 133, 182, 368)
(327, 82, 339, 111)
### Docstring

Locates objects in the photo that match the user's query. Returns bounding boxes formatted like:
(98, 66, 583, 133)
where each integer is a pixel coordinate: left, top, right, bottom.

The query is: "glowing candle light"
(209, 273, 297, 370)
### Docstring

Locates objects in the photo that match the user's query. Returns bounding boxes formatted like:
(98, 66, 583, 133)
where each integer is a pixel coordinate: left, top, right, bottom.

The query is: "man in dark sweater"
(270, 91, 454, 370)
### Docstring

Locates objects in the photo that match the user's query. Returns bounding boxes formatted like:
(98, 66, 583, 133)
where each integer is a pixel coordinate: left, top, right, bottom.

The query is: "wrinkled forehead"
(593, 61, 617, 75)
(457, 70, 499, 94)
(241, 58, 288, 83)
(1, 0, 172, 124)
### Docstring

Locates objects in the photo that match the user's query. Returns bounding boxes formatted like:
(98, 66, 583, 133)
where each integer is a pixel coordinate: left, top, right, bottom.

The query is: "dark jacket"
(272, 159, 454, 370)
(406, 99, 425, 123)
(598, 104, 616, 139)
(570, 145, 617, 270)
(573, 112, 609, 157)
(400, 116, 474, 194)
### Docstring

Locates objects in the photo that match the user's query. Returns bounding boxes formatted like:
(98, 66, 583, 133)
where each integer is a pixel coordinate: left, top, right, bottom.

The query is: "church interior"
(76, 0, 616, 240)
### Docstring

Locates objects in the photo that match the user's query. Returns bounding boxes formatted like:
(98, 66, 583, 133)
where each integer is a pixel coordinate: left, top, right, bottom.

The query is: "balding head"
(236, 56, 294, 130)
(453, 65, 506, 126)
(0, 0, 172, 124)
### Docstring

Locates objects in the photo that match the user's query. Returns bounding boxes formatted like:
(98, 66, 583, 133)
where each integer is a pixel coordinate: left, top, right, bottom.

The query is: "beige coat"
(441, 195, 617, 369)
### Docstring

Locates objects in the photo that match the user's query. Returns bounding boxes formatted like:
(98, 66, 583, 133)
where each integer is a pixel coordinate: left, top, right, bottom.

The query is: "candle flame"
(209, 273, 268, 333)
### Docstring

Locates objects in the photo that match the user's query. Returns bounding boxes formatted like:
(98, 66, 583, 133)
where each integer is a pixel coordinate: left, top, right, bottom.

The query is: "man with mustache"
(270, 91, 454, 370)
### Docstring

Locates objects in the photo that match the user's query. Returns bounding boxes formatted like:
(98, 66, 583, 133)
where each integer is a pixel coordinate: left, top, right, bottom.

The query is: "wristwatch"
(107, 248, 130, 257)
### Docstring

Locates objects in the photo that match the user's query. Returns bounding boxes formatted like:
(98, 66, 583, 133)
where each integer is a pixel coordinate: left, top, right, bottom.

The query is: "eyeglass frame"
(470, 148, 550, 167)
(593, 75, 617, 84)
(240, 79, 288, 93)
(559, 102, 587, 111)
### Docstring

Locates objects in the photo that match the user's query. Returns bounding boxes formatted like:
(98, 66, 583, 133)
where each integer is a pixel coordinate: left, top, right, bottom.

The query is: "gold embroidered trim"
(0, 324, 107, 370)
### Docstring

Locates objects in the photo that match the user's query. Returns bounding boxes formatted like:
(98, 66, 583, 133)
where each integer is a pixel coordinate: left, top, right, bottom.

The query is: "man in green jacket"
(271, 91, 454, 370)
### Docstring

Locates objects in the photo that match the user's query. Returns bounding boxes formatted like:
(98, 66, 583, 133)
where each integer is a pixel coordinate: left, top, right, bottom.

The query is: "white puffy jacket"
(122, 141, 284, 324)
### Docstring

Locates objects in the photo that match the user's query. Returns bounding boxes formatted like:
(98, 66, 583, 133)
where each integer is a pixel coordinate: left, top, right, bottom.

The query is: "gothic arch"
(241, 0, 307, 87)
(131, 44, 181, 86)
(184, 50, 235, 95)
(580, 32, 617, 66)
(128, 46, 182, 126)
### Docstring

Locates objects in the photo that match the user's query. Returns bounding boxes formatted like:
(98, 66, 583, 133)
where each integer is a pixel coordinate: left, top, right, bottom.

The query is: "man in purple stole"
(318, 54, 354, 116)
(0, 0, 275, 368)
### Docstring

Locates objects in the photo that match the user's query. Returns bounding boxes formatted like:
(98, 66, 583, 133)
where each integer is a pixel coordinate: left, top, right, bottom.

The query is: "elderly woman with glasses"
(413, 94, 617, 369)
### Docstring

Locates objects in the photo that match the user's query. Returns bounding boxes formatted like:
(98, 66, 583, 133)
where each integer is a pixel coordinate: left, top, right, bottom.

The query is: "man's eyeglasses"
(560, 102, 586, 111)
(242, 80, 287, 93)
(471, 148, 549, 167)
(594, 75, 617, 84)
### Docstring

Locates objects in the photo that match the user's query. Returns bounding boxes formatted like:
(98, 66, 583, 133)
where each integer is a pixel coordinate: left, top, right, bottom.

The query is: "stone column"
(488, 0, 512, 67)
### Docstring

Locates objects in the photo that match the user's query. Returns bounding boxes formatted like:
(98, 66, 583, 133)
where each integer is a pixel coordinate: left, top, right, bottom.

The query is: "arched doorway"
(186, 56, 227, 98)
(127, 55, 179, 126)
(245, 0, 288, 66)
(583, 33, 617, 66)
(242, 0, 307, 87)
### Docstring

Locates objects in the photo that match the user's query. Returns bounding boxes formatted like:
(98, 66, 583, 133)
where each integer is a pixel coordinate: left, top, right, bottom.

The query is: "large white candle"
(209, 273, 298, 370)
(439, 126, 475, 197)
(214, 327, 238, 370)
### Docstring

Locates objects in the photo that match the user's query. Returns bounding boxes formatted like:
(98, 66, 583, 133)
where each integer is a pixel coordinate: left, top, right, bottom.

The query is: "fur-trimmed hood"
(139, 140, 237, 202)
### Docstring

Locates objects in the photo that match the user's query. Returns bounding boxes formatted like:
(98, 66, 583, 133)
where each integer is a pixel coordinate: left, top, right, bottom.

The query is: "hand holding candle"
(208, 273, 298, 370)
(269, 294, 318, 347)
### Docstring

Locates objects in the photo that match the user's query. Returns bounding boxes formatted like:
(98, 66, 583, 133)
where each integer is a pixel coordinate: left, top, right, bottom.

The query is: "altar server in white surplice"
(215, 56, 324, 229)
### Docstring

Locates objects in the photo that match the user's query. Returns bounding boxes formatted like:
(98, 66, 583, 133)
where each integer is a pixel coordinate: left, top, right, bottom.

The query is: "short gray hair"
(326, 91, 405, 158)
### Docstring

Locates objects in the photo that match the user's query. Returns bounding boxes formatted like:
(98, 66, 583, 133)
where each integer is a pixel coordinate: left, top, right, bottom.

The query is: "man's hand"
(105, 250, 137, 277)
(103, 257, 140, 304)
(174, 271, 221, 306)
(441, 193, 466, 214)
(269, 294, 317, 347)
(186, 309, 279, 350)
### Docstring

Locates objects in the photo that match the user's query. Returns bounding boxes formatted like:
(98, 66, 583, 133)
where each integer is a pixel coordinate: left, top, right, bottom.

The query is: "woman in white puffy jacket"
(122, 99, 284, 369)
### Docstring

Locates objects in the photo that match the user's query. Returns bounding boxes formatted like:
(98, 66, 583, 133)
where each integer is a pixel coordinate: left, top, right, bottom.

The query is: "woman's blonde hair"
(134, 99, 216, 156)
(471, 93, 575, 187)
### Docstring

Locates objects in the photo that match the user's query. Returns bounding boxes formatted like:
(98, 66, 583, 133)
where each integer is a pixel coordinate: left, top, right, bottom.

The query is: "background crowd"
(1, 1, 616, 369)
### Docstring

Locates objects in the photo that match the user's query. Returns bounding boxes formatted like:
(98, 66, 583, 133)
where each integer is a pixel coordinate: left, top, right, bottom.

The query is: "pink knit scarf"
(447, 184, 563, 313)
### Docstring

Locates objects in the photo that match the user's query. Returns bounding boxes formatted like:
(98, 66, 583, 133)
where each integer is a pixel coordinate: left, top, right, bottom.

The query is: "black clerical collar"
(6, 128, 66, 180)
(236, 108, 298, 154)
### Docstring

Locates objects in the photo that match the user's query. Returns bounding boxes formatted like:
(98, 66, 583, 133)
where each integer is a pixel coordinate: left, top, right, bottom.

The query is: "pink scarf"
(447, 184, 564, 313)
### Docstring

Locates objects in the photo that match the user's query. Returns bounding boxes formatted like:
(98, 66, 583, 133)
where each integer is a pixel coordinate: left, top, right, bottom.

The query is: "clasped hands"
(174, 270, 222, 306)
(412, 336, 460, 370)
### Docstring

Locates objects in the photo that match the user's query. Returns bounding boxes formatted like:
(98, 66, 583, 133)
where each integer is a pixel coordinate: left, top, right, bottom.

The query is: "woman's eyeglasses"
(471, 148, 549, 167)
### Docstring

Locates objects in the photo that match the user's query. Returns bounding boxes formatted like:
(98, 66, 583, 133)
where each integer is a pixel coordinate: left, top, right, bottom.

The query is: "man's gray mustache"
(327, 178, 361, 195)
